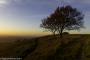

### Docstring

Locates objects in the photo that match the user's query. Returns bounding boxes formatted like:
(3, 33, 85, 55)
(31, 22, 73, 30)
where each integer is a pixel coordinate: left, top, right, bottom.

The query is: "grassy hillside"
(0, 34, 90, 60)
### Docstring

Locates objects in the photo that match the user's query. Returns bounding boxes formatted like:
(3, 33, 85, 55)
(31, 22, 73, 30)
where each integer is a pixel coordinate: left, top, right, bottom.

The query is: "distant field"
(0, 36, 34, 43)
(0, 34, 90, 60)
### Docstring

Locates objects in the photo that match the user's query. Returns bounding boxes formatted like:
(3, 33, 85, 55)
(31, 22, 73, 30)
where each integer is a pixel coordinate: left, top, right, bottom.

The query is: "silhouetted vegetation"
(40, 5, 84, 37)
(63, 32, 69, 35)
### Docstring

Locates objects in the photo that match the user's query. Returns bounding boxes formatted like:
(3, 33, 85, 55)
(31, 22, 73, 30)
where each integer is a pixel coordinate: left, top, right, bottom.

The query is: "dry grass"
(0, 34, 90, 60)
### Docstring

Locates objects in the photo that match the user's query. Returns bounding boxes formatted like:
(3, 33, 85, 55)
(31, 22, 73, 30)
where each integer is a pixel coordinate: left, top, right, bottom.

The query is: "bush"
(63, 32, 69, 35)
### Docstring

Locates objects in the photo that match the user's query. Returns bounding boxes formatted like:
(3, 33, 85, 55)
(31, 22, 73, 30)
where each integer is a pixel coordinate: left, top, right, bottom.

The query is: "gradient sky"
(0, 0, 90, 36)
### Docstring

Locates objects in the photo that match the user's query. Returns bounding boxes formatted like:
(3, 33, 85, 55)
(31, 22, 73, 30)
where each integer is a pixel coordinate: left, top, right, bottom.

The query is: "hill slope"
(0, 34, 90, 60)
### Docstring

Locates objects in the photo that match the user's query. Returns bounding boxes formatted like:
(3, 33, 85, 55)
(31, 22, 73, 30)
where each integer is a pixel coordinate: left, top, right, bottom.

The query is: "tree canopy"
(40, 5, 84, 37)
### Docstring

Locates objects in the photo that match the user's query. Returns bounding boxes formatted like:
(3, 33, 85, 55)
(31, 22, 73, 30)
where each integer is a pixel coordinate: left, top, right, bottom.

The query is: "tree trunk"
(60, 32, 62, 38)
(60, 29, 63, 38)
(58, 29, 64, 45)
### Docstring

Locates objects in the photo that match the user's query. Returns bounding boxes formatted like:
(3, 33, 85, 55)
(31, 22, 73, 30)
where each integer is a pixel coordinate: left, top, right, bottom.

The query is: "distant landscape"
(0, 36, 36, 43)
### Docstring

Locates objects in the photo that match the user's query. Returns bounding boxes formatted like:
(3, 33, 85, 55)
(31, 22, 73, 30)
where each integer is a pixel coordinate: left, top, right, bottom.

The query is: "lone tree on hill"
(40, 5, 84, 37)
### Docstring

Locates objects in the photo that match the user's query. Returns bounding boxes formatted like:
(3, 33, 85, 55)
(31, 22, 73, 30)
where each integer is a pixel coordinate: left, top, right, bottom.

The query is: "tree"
(40, 5, 84, 37)
(40, 17, 57, 36)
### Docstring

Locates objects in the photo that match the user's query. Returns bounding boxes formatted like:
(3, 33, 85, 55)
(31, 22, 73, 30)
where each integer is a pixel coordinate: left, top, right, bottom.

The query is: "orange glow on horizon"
(0, 28, 50, 36)
(0, 28, 89, 36)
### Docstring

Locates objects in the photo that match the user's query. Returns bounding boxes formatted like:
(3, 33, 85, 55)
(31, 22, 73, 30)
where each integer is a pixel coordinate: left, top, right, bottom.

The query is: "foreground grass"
(0, 34, 90, 60)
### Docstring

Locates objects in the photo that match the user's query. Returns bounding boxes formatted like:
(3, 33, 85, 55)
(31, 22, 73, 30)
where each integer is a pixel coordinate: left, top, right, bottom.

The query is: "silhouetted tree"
(40, 17, 57, 36)
(40, 5, 84, 37)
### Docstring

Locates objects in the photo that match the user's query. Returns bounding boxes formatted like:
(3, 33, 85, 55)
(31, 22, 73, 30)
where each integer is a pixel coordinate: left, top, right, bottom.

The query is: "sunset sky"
(0, 0, 90, 36)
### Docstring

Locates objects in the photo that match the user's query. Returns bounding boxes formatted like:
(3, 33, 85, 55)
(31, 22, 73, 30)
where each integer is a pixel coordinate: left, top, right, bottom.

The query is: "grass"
(0, 34, 90, 60)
